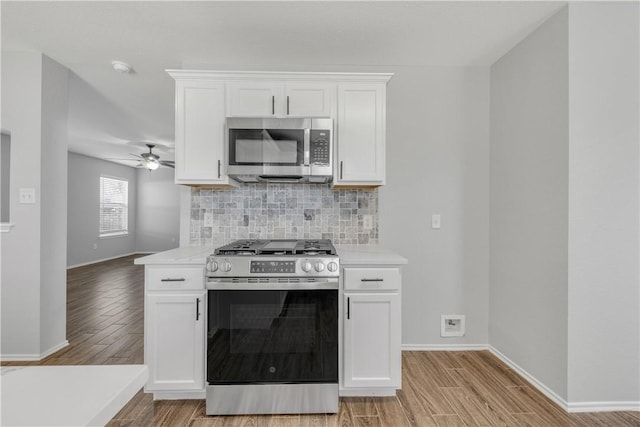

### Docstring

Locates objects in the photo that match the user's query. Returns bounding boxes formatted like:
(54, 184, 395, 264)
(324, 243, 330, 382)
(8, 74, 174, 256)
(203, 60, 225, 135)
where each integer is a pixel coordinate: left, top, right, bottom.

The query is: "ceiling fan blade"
(160, 160, 175, 168)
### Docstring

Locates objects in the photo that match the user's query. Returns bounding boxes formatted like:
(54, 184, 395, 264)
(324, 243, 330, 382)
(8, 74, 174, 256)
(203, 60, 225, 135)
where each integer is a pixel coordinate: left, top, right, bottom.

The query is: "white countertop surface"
(134, 245, 217, 265)
(135, 243, 407, 267)
(335, 244, 408, 266)
(1, 364, 148, 427)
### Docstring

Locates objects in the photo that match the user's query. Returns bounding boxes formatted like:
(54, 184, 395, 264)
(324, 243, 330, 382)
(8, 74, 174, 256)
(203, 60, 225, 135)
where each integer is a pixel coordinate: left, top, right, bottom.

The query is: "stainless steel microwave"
(226, 117, 333, 184)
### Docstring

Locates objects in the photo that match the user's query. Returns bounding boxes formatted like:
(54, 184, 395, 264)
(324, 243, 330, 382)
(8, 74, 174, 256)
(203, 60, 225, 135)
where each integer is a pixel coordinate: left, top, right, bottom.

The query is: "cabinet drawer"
(146, 266, 204, 291)
(343, 268, 400, 291)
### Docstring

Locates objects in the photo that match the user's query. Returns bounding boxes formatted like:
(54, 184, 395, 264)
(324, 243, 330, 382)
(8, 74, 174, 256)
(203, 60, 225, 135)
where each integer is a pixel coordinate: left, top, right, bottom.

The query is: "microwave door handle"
(303, 129, 310, 166)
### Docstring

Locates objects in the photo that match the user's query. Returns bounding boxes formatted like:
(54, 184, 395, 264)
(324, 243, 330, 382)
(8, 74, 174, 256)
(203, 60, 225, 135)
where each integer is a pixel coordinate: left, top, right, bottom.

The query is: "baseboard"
(67, 252, 153, 269)
(402, 343, 489, 351)
(567, 401, 640, 413)
(488, 345, 569, 411)
(0, 340, 69, 362)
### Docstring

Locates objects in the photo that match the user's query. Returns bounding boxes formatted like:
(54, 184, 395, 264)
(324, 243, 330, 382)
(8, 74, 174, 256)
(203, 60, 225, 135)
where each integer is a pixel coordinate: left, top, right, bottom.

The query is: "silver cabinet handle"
(340, 161, 344, 180)
(347, 297, 351, 320)
(272, 95, 275, 115)
(196, 298, 201, 321)
(161, 278, 186, 282)
(361, 278, 384, 282)
(217, 160, 221, 178)
(287, 96, 290, 115)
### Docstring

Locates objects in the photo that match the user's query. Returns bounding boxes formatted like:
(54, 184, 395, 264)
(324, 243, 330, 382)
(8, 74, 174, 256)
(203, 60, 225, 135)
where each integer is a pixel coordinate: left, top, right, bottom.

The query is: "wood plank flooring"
(3, 254, 639, 426)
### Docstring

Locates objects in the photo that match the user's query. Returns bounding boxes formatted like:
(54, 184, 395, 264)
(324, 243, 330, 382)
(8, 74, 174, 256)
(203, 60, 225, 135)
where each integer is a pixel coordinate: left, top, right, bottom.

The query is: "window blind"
(99, 176, 128, 237)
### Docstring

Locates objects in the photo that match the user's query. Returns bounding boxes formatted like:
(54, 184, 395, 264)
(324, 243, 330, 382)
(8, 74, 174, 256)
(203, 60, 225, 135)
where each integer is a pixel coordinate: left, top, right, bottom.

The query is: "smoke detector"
(111, 60, 133, 74)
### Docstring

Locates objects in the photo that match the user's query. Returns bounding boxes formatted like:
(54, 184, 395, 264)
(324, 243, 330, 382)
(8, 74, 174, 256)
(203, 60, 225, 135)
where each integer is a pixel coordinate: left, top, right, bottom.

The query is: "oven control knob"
(327, 261, 338, 272)
(208, 260, 219, 272)
(221, 261, 232, 272)
(314, 262, 325, 272)
(301, 261, 312, 272)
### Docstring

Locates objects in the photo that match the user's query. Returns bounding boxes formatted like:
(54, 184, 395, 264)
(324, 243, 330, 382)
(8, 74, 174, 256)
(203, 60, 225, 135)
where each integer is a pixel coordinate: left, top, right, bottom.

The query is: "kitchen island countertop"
(1, 364, 148, 427)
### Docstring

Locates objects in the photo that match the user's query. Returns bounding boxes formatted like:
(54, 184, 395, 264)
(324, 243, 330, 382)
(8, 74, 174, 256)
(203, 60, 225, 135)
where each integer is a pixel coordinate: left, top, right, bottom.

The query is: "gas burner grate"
(214, 239, 337, 256)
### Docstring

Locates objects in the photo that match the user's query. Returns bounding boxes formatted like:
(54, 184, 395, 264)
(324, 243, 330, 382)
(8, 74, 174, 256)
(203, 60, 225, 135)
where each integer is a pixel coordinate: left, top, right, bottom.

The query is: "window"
(99, 176, 128, 237)
(1, 131, 11, 232)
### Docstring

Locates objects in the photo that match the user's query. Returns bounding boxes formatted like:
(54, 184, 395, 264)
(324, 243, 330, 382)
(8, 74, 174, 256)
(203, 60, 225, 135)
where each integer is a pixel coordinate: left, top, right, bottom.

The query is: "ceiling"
(1, 1, 564, 168)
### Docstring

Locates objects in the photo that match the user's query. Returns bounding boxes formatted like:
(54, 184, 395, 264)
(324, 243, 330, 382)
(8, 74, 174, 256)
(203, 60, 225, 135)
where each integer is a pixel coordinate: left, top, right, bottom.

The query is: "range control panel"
(250, 260, 296, 274)
(206, 256, 340, 277)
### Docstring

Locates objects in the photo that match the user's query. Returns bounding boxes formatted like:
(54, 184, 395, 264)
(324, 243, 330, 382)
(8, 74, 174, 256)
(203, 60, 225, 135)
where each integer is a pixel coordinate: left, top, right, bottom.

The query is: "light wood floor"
(3, 254, 639, 426)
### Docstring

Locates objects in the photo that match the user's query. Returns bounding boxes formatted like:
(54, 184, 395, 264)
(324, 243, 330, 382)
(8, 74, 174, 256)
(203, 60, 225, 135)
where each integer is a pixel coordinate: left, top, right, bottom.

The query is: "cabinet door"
(145, 292, 205, 391)
(175, 81, 230, 184)
(335, 83, 386, 186)
(343, 292, 401, 388)
(285, 83, 335, 117)
(228, 82, 281, 117)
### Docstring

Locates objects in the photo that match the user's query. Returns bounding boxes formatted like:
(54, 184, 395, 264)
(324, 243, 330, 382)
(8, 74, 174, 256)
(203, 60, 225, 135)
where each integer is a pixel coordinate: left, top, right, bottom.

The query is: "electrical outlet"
(441, 314, 465, 337)
(363, 215, 373, 230)
(204, 212, 213, 227)
(92, 243, 98, 250)
(19, 188, 36, 204)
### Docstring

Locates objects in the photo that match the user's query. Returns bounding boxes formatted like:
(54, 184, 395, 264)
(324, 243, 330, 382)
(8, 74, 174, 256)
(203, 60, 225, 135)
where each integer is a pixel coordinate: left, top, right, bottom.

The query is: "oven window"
(229, 129, 304, 166)
(207, 290, 338, 384)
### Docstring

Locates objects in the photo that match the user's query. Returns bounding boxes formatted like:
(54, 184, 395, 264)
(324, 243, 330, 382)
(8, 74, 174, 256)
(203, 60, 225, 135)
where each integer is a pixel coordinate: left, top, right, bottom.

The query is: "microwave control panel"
(310, 130, 331, 165)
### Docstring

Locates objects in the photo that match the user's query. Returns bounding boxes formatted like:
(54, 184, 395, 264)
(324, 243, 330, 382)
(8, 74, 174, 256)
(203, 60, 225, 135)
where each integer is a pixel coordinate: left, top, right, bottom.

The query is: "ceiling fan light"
(142, 158, 160, 170)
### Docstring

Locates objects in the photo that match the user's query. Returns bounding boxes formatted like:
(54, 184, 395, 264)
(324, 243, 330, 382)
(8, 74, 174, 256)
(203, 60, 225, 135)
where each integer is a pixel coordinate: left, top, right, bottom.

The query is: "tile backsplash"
(190, 184, 378, 245)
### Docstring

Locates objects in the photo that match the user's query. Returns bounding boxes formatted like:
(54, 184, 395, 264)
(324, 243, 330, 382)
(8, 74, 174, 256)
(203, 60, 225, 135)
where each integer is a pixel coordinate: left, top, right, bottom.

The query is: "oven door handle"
(206, 279, 339, 291)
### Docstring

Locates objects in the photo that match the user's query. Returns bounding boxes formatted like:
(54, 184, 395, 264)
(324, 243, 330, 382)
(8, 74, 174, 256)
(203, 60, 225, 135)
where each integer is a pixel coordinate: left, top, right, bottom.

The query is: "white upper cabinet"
(167, 71, 391, 187)
(334, 83, 387, 187)
(227, 82, 280, 117)
(170, 75, 236, 186)
(228, 81, 335, 118)
(284, 83, 335, 117)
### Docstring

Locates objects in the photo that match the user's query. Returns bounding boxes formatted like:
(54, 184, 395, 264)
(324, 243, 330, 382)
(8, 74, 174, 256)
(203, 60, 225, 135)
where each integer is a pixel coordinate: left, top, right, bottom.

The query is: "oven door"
(207, 288, 338, 385)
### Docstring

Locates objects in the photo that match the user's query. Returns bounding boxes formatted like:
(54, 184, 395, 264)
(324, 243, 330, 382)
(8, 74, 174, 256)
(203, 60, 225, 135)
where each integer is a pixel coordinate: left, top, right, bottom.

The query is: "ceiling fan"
(134, 144, 174, 170)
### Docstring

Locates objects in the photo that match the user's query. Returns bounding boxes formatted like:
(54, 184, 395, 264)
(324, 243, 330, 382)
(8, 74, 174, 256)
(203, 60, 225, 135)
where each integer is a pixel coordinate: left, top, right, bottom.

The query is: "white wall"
(1, 52, 43, 357)
(67, 152, 137, 267)
(39, 55, 69, 352)
(489, 3, 640, 409)
(136, 166, 180, 252)
(1, 52, 68, 358)
(567, 2, 640, 406)
(489, 7, 569, 400)
(379, 66, 490, 347)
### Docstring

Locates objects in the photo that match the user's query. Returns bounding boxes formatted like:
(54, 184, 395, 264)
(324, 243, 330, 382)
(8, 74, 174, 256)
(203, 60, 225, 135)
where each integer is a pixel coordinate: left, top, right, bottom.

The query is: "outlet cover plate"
(204, 212, 214, 227)
(441, 314, 465, 337)
(19, 187, 36, 204)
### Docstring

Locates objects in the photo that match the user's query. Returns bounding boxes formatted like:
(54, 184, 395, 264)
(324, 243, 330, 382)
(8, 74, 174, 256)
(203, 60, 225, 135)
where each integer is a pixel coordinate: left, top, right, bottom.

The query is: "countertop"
(335, 244, 408, 266)
(1, 364, 148, 427)
(134, 245, 218, 265)
(135, 243, 407, 267)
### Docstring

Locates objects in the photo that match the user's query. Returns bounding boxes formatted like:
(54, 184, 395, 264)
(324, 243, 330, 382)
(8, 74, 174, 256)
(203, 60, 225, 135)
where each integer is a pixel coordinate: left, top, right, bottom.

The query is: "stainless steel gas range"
(204, 239, 339, 415)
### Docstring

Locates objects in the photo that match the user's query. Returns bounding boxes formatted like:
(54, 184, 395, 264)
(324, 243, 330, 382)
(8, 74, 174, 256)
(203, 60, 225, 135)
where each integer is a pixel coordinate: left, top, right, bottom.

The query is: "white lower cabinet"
(342, 267, 401, 393)
(144, 265, 205, 396)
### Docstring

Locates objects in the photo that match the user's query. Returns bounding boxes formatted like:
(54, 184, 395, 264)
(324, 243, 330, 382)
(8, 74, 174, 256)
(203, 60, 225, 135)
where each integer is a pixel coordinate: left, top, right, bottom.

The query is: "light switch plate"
(431, 214, 441, 229)
(19, 188, 36, 204)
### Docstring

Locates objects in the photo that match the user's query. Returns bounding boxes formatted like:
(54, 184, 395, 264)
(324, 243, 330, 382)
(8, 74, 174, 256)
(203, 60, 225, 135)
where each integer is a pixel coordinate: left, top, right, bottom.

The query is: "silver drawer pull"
(361, 278, 384, 282)
(161, 278, 186, 282)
